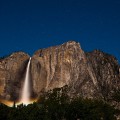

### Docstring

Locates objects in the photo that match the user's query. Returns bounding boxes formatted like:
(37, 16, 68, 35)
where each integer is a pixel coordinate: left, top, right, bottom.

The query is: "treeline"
(0, 86, 119, 120)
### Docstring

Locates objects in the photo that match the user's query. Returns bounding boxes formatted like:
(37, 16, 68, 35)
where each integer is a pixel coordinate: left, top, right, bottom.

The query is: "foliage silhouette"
(0, 86, 118, 120)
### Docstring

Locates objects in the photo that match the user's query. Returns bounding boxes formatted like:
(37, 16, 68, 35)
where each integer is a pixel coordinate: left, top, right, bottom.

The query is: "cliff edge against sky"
(0, 41, 120, 104)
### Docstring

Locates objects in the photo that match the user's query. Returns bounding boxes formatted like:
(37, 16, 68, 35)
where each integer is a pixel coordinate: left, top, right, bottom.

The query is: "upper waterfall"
(20, 57, 31, 105)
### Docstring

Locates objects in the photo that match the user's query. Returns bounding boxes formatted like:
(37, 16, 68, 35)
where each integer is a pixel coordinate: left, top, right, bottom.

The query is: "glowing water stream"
(20, 57, 31, 105)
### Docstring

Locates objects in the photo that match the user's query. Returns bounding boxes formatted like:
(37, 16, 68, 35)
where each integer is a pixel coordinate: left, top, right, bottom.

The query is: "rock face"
(86, 50, 120, 99)
(0, 52, 30, 101)
(0, 41, 120, 102)
(31, 41, 120, 99)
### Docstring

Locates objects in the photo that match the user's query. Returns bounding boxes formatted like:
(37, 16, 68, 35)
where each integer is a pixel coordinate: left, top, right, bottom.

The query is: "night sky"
(0, 0, 120, 62)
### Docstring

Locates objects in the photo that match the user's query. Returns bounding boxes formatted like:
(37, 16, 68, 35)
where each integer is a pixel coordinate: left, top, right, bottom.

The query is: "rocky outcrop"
(0, 41, 120, 102)
(86, 50, 120, 100)
(0, 52, 30, 101)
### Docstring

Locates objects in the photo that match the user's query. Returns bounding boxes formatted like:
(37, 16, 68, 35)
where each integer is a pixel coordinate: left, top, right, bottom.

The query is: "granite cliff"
(0, 41, 120, 103)
(0, 52, 30, 101)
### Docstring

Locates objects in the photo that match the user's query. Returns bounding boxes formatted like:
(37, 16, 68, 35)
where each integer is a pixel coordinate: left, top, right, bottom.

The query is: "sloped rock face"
(0, 52, 30, 101)
(86, 50, 120, 99)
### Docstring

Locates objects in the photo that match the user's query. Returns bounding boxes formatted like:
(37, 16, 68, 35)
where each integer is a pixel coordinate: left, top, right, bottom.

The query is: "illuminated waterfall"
(20, 57, 31, 105)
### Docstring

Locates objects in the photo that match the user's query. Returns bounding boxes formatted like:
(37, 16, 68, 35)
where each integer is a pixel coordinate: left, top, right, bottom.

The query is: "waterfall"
(20, 57, 31, 105)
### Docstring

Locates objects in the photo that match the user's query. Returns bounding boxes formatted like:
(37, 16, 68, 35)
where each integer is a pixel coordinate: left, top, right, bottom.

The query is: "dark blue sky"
(0, 0, 120, 62)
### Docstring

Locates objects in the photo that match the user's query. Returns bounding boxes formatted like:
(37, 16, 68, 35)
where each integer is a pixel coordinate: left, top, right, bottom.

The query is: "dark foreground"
(0, 87, 119, 120)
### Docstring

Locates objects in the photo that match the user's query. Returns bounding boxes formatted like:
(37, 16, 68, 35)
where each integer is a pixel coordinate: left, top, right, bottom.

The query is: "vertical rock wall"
(0, 41, 120, 101)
